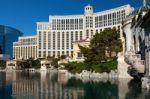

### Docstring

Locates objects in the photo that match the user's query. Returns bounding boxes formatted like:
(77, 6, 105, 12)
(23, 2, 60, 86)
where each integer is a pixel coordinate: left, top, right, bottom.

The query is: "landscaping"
(64, 28, 122, 73)
(64, 59, 117, 74)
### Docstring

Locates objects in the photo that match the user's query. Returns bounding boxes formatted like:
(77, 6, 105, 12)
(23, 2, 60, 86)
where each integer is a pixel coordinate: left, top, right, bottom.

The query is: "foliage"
(60, 55, 66, 60)
(64, 62, 90, 73)
(79, 28, 122, 64)
(91, 59, 117, 73)
(17, 58, 41, 69)
(64, 59, 117, 73)
(0, 60, 6, 69)
(51, 58, 59, 68)
(47, 56, 59, 68)
(64, 28, 120, 73)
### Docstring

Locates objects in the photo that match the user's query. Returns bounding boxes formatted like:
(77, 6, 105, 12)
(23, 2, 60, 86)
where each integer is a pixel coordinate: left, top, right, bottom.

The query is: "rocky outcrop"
(59, 69, 118, 80)
(141, 76, 150, 90)
(118, 53, 133, 78)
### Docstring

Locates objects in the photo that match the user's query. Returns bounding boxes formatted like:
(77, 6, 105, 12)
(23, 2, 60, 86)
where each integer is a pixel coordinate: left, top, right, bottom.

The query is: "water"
(0, 71, 149, 99)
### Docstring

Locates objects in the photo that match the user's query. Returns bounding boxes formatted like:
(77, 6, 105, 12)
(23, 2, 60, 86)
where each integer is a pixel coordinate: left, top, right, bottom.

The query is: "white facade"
(13, 4, 132, 59)
(13, 36, 37, 60)
(36, 4, 133, 58)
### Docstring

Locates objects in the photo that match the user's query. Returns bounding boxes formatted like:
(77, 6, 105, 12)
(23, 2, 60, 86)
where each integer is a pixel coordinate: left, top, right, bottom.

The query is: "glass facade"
(0, 25, 23, 59)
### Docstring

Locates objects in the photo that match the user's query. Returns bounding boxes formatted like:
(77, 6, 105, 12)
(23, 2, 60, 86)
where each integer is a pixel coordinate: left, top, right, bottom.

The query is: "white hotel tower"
(13, 4, 133, 60)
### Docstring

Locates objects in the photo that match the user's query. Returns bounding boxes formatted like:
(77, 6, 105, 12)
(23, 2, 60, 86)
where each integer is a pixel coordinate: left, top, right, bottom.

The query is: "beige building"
(72, 38, 90, 62)
(13, 4, 133, 60)
(13, 36, 37, 60)
(36, 4, 132, 59)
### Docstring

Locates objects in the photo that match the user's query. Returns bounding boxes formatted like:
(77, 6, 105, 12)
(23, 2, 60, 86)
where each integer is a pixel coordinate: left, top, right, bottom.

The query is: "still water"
(0, 71, 149, 99)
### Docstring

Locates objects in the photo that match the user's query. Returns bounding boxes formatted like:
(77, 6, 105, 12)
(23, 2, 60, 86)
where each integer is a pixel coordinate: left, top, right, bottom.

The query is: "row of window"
(86, 16, 93, 28)
(13, 46, 37, 59)
(38, 51, 73, 57)
(95, 10, 126, 28)
(37, 24, 51, 30)
(52, 18, 83, 30)
(38, 31, 83, 50)
(15, 38, 37, 46)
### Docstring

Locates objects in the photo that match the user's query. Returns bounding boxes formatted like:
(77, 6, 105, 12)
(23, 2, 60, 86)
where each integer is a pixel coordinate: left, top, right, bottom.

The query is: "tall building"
(13, 36, 37, 59)
(13, 4, 133, 60)
(0, 25, 23, 59)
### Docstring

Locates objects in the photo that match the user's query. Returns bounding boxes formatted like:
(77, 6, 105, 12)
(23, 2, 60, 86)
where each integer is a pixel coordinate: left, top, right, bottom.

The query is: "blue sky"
(0, 0, 149, 35)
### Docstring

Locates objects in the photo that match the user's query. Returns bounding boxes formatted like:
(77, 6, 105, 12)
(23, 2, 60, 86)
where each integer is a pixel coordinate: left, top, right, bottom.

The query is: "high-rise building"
(13, 4, 133, 60)
(13, 36, 37, 59)
(0, 25, 23, 59)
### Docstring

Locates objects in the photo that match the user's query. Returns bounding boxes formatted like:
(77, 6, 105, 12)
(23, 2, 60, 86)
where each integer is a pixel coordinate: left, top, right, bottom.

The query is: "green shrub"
(64, 59, 117, 73)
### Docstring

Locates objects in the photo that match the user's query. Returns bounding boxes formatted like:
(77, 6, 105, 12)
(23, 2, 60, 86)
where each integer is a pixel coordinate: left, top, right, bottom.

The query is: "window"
(62, 32, 64, 49)
(86, 30, 89, 38)
(80, 31, 82, 40)
(58, 32, 60, 49)
(75, 31, 78, 41)
(66, 32, 69, 49)
(91, 30, 93, 37)
(53, 32, 55, 49)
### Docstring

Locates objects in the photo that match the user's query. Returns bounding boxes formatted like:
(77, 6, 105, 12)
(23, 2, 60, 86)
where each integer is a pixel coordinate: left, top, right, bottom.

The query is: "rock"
(102, 72, 108, 78)
(81, 70, 91, 78)
(109, 70, 118, 78)
(90, 72, 101, 79)
(141, 77, 150, 90)
(75, 73, 82, 79)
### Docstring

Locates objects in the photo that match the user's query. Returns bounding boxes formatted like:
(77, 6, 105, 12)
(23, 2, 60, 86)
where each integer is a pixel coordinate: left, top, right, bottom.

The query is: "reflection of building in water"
(11, 72, 84, 99)
(12, 79, 40, 99)
(40, 72, 84, 99)
(0, 72, 7, 99)
(6, 71, 16, 82)
(58, 70, 69, 84)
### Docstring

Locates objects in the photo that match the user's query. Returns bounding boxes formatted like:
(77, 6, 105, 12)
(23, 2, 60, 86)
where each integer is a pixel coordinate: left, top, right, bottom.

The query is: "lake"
(0, 71, 149, 99)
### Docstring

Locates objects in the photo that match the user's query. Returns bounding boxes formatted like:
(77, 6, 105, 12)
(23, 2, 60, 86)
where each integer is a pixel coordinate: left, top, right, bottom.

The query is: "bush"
(64, 62, 90, 73)
(92, 60, 117, 73)
(0, 60, 6, 69)
(64, 59, 117, 73)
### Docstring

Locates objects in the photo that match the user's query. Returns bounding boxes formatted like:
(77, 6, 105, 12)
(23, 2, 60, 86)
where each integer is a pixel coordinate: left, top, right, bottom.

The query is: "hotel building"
(13, 36, 37, 59)
(13, 4, 133, 60)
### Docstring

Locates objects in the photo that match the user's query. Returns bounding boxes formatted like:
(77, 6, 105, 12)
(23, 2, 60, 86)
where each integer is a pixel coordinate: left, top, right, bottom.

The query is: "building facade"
(13, 36, 37, 60)
(13, 4, 133, 60)
(122, 0, 150, 89)
(0, 25, 23, 59)
(36, 4, 132, 59)
(72, 38, 90, 62)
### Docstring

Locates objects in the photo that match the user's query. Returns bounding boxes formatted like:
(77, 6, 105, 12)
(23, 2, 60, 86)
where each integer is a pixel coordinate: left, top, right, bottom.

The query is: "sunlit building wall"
(13, 36, 37, 60)
(37, 4, 132, 58)
(13, 4, 133, 59)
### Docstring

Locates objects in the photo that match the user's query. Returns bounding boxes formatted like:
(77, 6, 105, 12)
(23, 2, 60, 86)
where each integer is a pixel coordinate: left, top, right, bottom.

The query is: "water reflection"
(0, 71, 150, 99)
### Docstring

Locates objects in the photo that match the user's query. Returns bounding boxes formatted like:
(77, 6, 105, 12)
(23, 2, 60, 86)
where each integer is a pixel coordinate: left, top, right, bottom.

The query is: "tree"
(17, 60, 28, 69)
(17, 58, 41, 69)
(51, 58, 59, 68)
(34, 59, 41, 69)
(79, 28, 122, 64)
(60, 55, 66, 60)
(0, 60, 6, 69)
